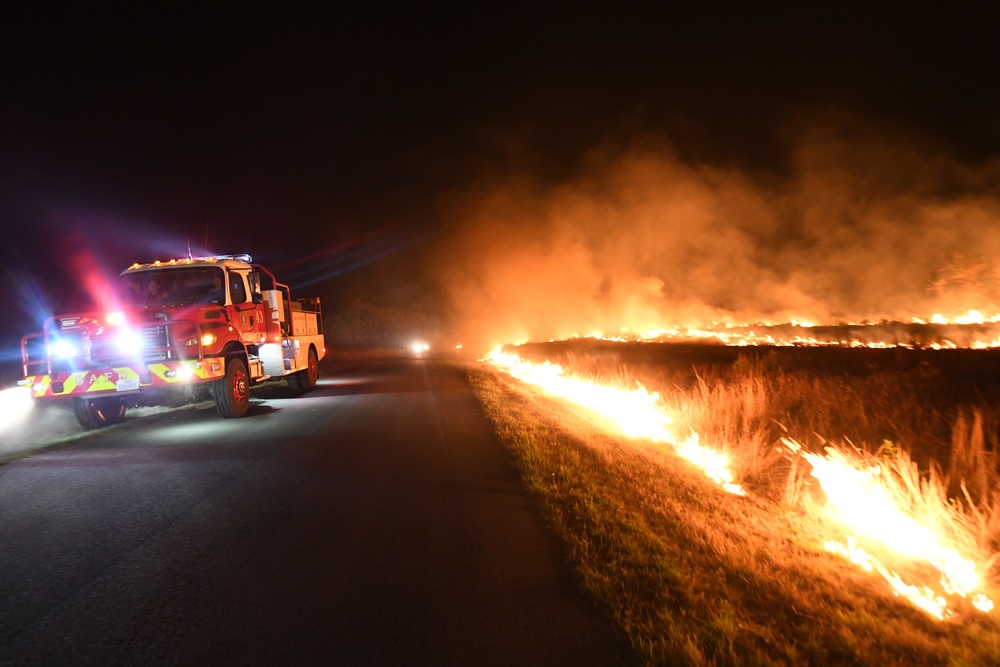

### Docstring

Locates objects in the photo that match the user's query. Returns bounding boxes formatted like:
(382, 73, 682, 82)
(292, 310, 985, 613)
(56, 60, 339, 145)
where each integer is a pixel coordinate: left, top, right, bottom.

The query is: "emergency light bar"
(128, 254, 254, 269)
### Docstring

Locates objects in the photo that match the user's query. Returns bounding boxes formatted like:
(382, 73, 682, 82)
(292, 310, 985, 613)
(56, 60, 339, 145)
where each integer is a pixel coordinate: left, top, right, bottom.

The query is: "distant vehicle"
(19, 254, 325, 429)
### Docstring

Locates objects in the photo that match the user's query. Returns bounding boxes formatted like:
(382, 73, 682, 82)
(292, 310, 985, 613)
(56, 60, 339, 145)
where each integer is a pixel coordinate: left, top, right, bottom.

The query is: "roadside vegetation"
(469, 341, 1000, 665)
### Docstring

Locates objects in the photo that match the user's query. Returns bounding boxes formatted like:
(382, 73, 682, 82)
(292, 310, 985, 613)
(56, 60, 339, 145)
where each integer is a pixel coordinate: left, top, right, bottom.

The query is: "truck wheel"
(214, 357, 250, 418)
(73, 396, 128, 429)
(291, 347, 319, 392)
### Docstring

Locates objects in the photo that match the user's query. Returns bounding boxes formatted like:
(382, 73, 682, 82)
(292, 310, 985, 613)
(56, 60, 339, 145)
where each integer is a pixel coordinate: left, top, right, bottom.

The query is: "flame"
(485, 346, 995, 619)
(565, 310, 1000, 349)
(486, 347, 745, 495)
(787, 441, 995, 619)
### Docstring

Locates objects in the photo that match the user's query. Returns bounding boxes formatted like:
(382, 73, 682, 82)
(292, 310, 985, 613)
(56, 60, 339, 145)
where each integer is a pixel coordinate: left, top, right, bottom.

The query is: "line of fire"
(554, 311, 1000, 350)
(484, 304, 1000, 621)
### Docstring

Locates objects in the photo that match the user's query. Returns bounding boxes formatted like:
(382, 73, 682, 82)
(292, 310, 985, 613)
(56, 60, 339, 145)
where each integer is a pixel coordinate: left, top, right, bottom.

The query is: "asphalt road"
(0, 355, 632, 666)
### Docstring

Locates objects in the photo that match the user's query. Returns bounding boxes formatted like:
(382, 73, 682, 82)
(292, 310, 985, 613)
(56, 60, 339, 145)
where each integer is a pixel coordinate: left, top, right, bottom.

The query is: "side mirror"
(249, 271, 263, 304)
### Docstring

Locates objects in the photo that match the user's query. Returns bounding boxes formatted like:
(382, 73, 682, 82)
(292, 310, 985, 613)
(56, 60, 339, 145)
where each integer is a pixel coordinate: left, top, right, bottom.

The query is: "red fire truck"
(19, 254, 325, 429)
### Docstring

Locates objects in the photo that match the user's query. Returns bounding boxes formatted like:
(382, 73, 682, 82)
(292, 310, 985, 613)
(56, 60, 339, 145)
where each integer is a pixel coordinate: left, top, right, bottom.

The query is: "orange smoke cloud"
(431, 112, 1000, 350)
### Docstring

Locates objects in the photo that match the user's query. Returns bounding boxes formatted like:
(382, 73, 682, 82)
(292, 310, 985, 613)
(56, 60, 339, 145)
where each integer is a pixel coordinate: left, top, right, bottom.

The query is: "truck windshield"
(120, 268, 226, 306)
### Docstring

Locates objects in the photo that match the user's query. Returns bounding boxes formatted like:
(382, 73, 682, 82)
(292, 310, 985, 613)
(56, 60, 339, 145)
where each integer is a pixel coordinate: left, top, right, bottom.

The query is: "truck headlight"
(116, 330, 143, 355)
(49, 339, 78, 358)
(185, 333, 216, 347)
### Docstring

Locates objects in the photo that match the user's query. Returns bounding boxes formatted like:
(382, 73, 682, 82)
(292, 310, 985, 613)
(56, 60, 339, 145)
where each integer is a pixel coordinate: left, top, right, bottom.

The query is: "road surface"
(0, 355, 632, 665)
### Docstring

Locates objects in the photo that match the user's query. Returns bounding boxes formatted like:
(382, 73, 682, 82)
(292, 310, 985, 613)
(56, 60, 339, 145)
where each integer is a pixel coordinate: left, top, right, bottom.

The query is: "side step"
(248, 358, 267, 379)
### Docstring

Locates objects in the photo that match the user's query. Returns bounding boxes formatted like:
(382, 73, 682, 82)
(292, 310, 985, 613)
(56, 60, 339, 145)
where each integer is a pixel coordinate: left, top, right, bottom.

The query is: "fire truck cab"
(20, 254, 325, 429)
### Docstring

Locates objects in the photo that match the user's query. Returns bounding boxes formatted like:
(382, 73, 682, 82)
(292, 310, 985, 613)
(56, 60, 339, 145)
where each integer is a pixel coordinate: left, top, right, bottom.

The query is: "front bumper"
(20, 359, 226, 399)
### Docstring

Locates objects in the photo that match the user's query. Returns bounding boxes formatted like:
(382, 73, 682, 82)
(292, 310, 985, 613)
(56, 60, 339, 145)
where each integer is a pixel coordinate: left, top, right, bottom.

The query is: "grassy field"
(469, 341, 1000, 665)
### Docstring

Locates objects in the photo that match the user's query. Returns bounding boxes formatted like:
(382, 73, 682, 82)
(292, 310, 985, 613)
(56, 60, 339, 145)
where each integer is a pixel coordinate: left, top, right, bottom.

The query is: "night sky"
(3, 3, 1000, 356)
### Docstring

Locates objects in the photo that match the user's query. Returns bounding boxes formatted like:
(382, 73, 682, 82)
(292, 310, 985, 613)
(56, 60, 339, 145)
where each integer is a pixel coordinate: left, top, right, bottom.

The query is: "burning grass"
(470, 342, 1000, 664)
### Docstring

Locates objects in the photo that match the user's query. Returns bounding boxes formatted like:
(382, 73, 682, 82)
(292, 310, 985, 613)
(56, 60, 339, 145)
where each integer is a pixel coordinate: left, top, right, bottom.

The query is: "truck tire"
(214, 357, 250, 418)
(290, 347, 319, 392)
(73, 396, 128, 429)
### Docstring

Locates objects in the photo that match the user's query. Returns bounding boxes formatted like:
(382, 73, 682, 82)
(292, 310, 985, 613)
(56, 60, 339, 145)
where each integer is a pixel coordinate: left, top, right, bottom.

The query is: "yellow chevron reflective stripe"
(148, 361, 225, 383)
(86, 373, 116, 393)
(86, 368, 142, 392)
(57, 371, 94, 394)
(198, 361, 226, 379)
(25, 376, 51, 398)
(61, 372, 86, 394)
(147, 364, 171, 383)
(26, 361, 225, 398)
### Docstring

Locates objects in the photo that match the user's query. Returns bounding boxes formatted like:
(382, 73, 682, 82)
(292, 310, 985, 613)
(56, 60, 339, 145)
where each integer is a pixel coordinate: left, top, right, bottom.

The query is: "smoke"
(430, 111, 1000, 350)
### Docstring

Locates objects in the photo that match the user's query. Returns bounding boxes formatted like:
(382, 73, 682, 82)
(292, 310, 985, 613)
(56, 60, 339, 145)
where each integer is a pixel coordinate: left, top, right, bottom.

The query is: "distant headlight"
(49, 339, 78, 358)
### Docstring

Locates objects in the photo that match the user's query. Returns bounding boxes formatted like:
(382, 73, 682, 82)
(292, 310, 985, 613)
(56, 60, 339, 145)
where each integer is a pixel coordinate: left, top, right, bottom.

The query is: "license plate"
(116, 378, 140, 392)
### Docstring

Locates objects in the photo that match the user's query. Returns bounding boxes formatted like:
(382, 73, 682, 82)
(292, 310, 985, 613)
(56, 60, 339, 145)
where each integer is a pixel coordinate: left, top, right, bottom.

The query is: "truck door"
(228, 270, 267, 345)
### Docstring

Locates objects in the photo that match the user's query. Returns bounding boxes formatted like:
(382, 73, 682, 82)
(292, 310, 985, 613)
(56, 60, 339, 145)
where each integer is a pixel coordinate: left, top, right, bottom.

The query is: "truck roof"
(121, 254, 254, 275)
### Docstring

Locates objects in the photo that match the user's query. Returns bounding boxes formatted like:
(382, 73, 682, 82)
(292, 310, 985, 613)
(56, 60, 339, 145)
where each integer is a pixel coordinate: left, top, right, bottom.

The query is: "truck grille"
(142, 324, 169, 361)
(88, 335, 119, 362)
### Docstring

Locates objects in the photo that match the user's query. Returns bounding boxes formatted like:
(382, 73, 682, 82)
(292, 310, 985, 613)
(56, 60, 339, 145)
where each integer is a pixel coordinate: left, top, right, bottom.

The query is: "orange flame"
(571, 311, 1000, 349)
(784, 439, 995, 619)
(486, 347, 995, 619)
(486, 347, 744, 495)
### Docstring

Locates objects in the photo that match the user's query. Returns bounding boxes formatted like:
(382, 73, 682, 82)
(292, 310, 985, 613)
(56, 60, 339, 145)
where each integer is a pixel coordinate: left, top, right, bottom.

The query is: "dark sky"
(3, 3, 1000, 349)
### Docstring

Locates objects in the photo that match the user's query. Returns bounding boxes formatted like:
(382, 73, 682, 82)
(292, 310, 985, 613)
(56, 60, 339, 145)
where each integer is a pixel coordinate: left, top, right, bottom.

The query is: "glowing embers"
(784, 438, 995, 619)
(574, 312, 1000, 350)
(486, 347, 744, 495)
(926, 310, 1000, 325)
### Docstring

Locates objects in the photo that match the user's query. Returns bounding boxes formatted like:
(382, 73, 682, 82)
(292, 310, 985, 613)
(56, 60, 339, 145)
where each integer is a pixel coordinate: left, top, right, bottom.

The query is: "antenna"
(204, 220, 210, 255)
(187, 238, 193, 260)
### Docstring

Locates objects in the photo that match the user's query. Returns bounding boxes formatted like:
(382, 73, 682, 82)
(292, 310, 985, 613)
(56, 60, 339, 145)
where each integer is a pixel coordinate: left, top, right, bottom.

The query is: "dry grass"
(514, 343, 1000, 554)
(470, 343, 1000, 665)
